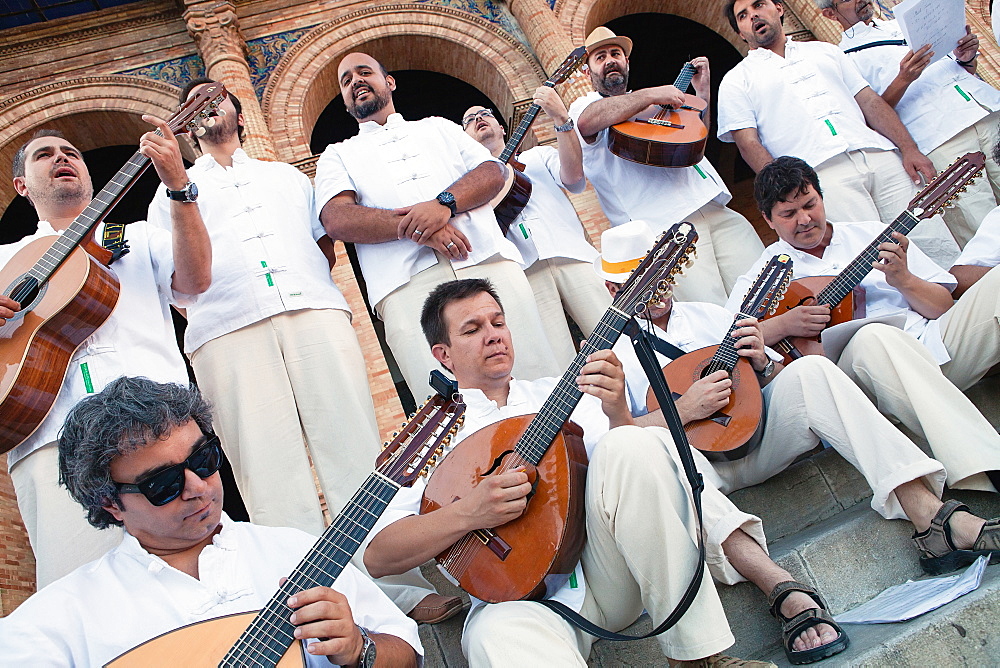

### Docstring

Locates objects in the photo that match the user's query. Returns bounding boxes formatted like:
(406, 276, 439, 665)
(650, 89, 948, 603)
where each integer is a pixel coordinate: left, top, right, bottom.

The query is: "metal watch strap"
(554, 118, 574, 133)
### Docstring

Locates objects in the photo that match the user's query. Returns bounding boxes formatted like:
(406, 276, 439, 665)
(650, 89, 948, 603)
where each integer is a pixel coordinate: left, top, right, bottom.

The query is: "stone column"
(182, 0, 276, 159)
(507, 0, 592, 107)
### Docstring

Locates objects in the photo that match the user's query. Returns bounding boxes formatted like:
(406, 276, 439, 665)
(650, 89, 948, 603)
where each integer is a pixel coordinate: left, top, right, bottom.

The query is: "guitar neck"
(706, 314, 750, 374)
(28, 149, 152, 284)
(498, 84, 554, 164)
(814, 210, 920, 306)
(515, 306, 631, 466)
(672, 63, 696, 94)
(221, 473, 400, 666)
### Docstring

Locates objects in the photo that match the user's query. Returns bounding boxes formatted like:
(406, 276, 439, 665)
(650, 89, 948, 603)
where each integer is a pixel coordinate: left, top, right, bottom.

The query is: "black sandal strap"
(912, 499, 970, 559)
(767, 580, 824, 621)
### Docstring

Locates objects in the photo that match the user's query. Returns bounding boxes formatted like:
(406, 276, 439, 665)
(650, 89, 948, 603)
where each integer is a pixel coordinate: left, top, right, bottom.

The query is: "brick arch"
(262, 3, 546, 162)
(0, 76, 180, 214)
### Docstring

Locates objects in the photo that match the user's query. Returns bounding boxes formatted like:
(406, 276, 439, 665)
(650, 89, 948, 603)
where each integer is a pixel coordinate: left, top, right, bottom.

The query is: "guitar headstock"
(168, 82, 228, 138)
(612, 222, 698, 316)
(909, 151, 985, 220)
(545, 46, 588, 87)
(376, 370, 466, 486)
(740, 254, 793, 319)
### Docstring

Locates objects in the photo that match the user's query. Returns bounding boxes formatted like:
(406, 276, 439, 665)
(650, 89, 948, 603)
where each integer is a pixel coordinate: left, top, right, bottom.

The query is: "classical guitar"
(490, 46, 588, 236)
(648, 254, 793, 461)
(766, 151, 985, 365)
(0, 83, 227, 455)
(420, 222, 697, 603)
(608, 62, 708, 168)
(106, 371, 465, 667)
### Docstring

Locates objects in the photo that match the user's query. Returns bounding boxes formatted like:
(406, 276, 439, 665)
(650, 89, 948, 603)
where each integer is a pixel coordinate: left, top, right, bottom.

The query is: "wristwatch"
(436, 190, 457, 217)
(758, 358, 775, 378)
(554, 118, 575, 133)
(165, 181, 198, 203)
(356, 626, 376, 668)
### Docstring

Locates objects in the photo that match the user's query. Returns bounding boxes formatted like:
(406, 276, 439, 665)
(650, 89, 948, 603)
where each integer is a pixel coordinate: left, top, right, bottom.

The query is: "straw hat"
(584, 26, 633, 59)
(593, 220, 656, 282)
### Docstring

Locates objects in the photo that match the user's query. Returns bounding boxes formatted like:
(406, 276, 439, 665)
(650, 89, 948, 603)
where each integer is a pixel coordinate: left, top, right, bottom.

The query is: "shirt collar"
(460, 377, 525, 419)
(358, 112, 406, 135)
(844, 18, 887, 41)
(194, 147, 249, 169)
(747, 36, 795, 61)
(117, 512, 236, 569)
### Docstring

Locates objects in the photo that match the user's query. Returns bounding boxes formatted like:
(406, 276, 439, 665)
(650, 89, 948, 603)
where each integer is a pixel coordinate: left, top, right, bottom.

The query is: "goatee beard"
(200, 112, 240, 145)
(601, 70, 627, 96)
(349, 89, 390, 120)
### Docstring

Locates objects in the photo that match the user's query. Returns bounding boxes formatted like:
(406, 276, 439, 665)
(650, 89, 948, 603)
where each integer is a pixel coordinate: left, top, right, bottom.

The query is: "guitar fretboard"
(498, 87, 552, 164)
(220, 473, 400, 666)
(672, 63, 696, 93)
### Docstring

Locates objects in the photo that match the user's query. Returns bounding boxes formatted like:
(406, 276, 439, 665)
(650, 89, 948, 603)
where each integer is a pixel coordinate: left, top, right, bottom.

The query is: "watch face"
(187, 182, 198, 199)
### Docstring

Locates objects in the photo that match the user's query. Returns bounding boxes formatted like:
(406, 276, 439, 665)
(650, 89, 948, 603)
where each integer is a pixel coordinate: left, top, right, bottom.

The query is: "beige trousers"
(10, 443, 123, 588)
(817, 149, 958, 266)
(927, 112, 1000, 247)
(837, 322, 1000, 492)
(671, 201, 765, 307)
(462, 426, 734, 665)
(524, 258, 612, 370)
(940, 264, 1000, 391)
(377, 256, 561, 397)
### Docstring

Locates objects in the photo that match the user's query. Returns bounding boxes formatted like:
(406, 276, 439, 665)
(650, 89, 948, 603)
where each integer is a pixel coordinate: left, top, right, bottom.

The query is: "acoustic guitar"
(105, 371, 465, 667)
(420, 222, 697, 603)
(490, 46, 588, 236)
(607, 62, 708, 168)
(766, 151, 985, 364)
(648, 254, 793, 461)
(0, 83, 227, 455)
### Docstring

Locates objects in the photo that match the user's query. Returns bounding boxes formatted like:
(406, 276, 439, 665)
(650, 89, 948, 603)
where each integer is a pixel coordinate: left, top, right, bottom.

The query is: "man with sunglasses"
(0, 376, 422, 667)
(463, 94, 610, 369)
(317, 52, 561, 400)
(1, 124, 212, 589)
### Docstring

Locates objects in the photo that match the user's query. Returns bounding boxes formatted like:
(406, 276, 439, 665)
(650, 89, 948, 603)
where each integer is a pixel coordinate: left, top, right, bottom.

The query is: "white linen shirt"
(613, 303, 736, 416)
(314, 114, 523, 307)
(1, 221, 193, 469)
(839, 19, 1000, 155)
(718, 38, 896, 168)
(955, 205, 1000, 267)
(507, 146, 598, 268)
(0, 516, 421, 666)
(726, 220, 957, 364)
(367, 376, 610, 622)
(568, 91, 731, 230)
(147, 149, 351, 354)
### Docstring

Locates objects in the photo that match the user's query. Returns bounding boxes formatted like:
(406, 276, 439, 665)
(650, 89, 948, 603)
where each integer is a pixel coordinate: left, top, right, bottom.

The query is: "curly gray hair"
(814, 0, 835, 8)
(58, 376, 214, 529)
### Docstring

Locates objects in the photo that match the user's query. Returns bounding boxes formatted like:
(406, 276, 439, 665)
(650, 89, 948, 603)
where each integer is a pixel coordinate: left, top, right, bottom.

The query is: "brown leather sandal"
(767, 581, 849, 665)
(912, 499, 1000, 575)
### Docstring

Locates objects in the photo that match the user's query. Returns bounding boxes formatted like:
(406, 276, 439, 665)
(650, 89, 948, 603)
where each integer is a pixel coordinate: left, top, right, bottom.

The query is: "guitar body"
(0, 239, 119, 453)
(421, 414, 588, 603)
(105, 611, 305, 667)
(770, 276, 866, 364)
(648, 347, 764, 461)
(608, 95, 708, 167)
(490, 162, 533, 237)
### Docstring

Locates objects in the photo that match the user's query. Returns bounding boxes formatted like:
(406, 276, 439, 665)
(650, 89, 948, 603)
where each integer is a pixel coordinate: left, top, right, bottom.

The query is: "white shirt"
(506, 146, 598, 268)
(718, 38, 896, 168)
(568, 91, 731, 229)
(955, 205, 1000, 267)
(314, 114, 523, 307)
(0, 221, 193, 468)
(0, 516, 422, 667)
(368, 377, 610, 620)
(613, 303, 736, 416)
(727, 220, 957, 364)
(839, 19, 1000, 155)
(147, 149, 351, 354)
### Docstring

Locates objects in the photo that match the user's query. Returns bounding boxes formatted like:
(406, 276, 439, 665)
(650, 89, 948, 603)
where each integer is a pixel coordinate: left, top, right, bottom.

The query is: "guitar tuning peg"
(201, 116, 216, 128)
(194, 126, 207, 137)
(216, 108, 227, 116)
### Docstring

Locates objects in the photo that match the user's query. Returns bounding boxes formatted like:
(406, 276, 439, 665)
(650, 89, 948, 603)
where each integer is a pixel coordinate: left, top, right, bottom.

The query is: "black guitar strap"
(843, 39, 908, 54)
(101, 222, 130, 264)
(538, 317, 706, 642)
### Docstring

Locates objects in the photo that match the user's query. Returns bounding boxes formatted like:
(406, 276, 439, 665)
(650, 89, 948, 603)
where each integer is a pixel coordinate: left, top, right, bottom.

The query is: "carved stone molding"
(0, 75, 177, 115)
(183, 0, 250, 71)
(0, 10, 179, 58)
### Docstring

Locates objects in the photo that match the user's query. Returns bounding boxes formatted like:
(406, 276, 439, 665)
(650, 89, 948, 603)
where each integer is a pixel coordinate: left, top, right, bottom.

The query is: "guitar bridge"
(637, 118, 685, 129)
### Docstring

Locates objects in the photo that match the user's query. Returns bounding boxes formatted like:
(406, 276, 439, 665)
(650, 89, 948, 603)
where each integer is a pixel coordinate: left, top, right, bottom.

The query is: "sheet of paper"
(894, 0, 967, 64)
(820, 313, 907, 363)
(835, 555, 988, 624)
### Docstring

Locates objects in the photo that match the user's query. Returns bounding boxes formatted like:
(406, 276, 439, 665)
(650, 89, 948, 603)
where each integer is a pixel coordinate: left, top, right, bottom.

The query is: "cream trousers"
(524, 258, 612, 370)
(462, 426, 734, 665)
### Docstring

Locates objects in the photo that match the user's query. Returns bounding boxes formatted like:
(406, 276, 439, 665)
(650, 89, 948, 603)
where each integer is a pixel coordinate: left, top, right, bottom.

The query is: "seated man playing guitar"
(0, 377, 421, 667)
(729, 157, 1000, 494)
(600, 221, 1000, 664)
(363, 278, 755, 667)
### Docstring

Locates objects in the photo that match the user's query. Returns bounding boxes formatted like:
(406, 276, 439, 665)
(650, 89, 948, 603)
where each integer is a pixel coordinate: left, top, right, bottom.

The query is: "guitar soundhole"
(3, 275, 46, 322)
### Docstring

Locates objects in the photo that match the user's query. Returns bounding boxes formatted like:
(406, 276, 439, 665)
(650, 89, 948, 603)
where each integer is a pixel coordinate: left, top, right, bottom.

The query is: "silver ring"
(446, 242, 456, 249)
(414, 230, 422, 237)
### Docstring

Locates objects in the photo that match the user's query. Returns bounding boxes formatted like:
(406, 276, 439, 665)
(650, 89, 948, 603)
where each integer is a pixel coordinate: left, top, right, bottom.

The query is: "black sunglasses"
(114, 434, 223, 507)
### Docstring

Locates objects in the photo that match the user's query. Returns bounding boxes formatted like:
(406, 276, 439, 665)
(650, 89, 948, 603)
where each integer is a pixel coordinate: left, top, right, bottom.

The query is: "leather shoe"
(407, 593, 465, 624)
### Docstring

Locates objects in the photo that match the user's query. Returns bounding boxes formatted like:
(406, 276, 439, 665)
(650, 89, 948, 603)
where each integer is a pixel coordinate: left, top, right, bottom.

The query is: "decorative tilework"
(120, 54, 206, 90)
(414, 0, 530, 47)
(247, 27, 313, 99)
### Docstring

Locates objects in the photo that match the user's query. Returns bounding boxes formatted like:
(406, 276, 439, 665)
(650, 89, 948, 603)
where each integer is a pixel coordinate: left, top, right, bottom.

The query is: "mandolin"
(649, 254, 793, 461)
(490, 46, 587, 236)
(0, 83, 227, 455)
(608, 62, 708, 168)
(105, 371, 465, 667)
(766, 152, 985, 364)
(420, 222, 697, 603)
